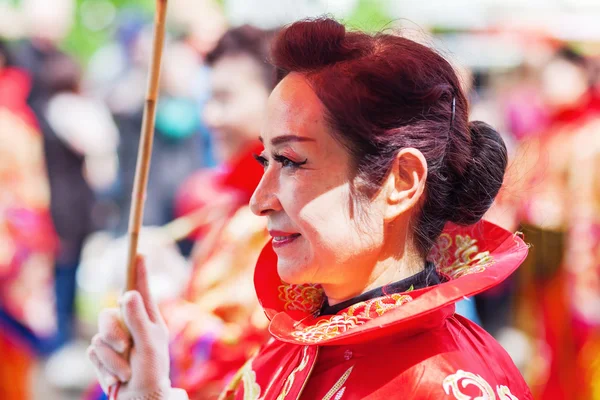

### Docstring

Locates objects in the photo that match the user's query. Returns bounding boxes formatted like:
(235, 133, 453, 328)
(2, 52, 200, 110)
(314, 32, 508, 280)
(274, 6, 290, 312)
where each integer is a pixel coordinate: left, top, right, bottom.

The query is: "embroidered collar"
(254, 220, 529, 346)
(319, 262, 441, 316)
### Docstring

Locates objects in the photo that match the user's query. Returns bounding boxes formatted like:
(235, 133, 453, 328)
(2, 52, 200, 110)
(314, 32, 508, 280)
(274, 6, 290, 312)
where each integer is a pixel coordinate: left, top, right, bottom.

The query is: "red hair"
(270, 18, 507, 255)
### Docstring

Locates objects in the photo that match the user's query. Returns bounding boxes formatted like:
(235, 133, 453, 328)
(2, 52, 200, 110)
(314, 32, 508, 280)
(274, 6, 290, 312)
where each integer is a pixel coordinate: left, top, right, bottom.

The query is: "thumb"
(134, 255, 163, 325)
(120, 290, 150, 344)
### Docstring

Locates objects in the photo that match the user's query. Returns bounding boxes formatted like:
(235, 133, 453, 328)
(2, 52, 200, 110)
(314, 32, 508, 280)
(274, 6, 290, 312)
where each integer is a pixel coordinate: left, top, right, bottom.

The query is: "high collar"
(319, 261, 441, 316)
(254, 220, 528, 346)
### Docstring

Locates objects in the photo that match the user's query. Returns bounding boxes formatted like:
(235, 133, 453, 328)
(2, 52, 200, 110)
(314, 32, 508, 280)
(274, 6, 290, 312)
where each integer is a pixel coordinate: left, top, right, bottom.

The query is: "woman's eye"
(274, 155, 307, 169)
(253, 154, 268, 169)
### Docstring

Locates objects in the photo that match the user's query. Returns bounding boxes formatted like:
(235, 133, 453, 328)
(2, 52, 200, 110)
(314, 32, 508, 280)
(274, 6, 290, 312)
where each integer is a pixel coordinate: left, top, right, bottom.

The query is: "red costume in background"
(511, 92, 600, 399)
(0, 67, 57, 399)
(166, 143, 271, 398)
(220, 221, 532, 399)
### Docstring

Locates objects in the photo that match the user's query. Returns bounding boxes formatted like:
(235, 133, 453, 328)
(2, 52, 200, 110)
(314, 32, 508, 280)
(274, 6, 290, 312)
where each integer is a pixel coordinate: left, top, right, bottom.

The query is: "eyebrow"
(259, 135, 316, 146)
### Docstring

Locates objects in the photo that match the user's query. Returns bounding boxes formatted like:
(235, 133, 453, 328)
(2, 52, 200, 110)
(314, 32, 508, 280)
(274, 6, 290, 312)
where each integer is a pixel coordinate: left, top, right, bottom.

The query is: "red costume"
(219, 221, 532, 399)
(165, 143, 271, 398)
(0, 67, 57, 399)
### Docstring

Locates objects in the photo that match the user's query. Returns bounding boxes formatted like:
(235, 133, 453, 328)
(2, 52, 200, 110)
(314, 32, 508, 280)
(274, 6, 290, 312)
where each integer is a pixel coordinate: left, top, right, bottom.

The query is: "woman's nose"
(250, 171, 281, 216)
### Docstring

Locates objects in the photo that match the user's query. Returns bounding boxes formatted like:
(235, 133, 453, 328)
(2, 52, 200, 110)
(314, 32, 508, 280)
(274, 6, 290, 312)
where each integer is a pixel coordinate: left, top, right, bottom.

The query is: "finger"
(120, 290, 151, 344)
(87, 346, 118, 393)
(91, 335, 132, 382)
(134, 255, 163, 324)
(98, 309, 131, 353)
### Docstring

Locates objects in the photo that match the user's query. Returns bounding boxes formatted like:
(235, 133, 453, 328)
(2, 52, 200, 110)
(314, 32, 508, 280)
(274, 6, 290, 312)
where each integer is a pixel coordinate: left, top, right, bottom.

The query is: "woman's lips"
(269, 231, 301, 248)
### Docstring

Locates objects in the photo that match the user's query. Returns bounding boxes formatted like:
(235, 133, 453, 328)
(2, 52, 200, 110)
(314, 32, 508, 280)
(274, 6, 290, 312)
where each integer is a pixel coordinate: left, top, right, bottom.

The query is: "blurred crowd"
(0, 0, 599, 399)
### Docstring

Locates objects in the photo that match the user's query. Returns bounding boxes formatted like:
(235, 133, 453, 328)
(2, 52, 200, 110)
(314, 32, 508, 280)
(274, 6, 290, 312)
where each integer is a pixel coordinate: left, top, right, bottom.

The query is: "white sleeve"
(169, 388, 190, 400)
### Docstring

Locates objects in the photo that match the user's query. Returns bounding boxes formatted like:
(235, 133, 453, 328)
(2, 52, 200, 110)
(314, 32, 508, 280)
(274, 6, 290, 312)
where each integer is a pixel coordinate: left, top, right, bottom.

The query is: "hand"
(87, 256, 172, 399)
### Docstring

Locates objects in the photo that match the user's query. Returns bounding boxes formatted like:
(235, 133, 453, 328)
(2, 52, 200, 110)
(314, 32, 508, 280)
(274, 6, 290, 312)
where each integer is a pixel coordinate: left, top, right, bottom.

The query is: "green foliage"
(344, 0, 393, 32)
(62, 0, 153, 63)
(57, 0, 392, 62)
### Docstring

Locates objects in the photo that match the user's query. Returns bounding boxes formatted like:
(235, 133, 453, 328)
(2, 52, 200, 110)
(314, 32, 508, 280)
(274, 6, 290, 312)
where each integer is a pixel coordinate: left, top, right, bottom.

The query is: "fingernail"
(121, 367, 133, 382)
(104, 374, 117, 388)
(120, 291, 136, 306)
(116, 340, 128, 353)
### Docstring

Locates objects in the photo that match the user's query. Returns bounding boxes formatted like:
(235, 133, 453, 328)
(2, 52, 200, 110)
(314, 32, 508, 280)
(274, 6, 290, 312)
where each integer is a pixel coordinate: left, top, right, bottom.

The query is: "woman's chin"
(276, 261, 311, 285)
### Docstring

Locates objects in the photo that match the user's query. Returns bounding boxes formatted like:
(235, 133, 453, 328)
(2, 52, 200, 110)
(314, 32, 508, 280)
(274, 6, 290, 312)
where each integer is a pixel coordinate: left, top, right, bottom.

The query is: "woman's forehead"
(263, 73, 327, 140)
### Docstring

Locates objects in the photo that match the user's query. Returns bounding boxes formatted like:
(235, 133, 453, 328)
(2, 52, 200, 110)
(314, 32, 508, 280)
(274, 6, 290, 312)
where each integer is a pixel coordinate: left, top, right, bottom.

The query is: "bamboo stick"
(109, 6, 169, 397)
(125, 0, 169, 292)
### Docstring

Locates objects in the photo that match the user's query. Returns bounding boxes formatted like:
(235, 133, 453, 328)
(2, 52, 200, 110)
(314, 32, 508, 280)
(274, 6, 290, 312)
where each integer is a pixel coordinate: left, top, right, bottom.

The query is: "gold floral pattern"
(443, 370, 519, 400)
(292, 314, 363, 343)
(281, 232, 494, 345)
(278, 282, 324, 314)
(218, 356, 261, 400)
(276, 345, 312, 400)
(322, 366, 354, 400)
(428, 233, 494, 279)
(241, 360, 261, 400)
(291, 293, 414, 344)
(443, 369, 495, 399)
(347, 293, 413, 317)
(496, 385, 520, 400)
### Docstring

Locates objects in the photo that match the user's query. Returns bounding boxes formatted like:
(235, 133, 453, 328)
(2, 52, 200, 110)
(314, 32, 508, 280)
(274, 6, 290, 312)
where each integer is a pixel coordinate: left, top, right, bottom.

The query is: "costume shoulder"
(343, 314, 532, 400)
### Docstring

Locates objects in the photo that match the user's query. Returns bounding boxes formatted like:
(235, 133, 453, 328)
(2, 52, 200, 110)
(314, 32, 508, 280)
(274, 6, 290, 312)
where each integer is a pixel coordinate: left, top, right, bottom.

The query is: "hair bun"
(447, 121, 508, 225)
(271, 18, 365, 72)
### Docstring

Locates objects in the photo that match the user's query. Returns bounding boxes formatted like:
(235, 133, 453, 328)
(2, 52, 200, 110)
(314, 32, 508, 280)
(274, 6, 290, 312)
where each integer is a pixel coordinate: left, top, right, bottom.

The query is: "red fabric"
(0, 68, 38, 129)
(0, 330, 34, 400)
(220, 142, 264, 205)
(174, 142, 264, 240)
(222, 220, 532, 399)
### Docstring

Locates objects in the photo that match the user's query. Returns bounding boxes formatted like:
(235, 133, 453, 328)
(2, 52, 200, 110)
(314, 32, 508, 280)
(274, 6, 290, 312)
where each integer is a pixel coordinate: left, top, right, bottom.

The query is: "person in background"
(84, 25, 278, 400)
(164, 25, 278, 399)
(0, 40, 58, 399)
(7, 0, 96, 353)
(510, 47, 600, 400)
(34, 52, 100, 351)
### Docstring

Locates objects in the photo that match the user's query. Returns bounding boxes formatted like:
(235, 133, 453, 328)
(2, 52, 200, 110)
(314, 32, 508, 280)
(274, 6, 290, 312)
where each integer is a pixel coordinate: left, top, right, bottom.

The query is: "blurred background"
(1, 0, 599, 399)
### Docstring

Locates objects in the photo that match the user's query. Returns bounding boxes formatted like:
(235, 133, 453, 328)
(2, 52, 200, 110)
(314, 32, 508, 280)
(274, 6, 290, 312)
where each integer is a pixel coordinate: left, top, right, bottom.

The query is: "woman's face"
(203, 54, 270, 163)
(250, 73, 388, 290)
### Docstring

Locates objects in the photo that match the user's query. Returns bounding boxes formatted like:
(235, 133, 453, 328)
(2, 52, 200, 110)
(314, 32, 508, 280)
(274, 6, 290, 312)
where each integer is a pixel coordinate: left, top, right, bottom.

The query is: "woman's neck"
(323, 251, 424, 307)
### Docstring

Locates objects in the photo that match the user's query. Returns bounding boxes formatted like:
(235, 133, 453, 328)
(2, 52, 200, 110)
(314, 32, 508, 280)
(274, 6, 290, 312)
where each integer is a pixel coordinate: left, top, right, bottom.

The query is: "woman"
(88, 18, 532, 399)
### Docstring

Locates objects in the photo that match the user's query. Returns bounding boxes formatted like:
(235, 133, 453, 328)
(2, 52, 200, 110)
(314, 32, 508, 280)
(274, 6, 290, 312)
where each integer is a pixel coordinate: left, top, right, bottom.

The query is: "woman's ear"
(383, 148, 428, 221)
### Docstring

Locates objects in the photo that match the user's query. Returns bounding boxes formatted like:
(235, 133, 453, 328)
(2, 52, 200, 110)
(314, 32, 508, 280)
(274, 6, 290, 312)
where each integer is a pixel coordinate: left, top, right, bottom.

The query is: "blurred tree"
(345, 0, 392, 32)
(62, 0, 154, 63)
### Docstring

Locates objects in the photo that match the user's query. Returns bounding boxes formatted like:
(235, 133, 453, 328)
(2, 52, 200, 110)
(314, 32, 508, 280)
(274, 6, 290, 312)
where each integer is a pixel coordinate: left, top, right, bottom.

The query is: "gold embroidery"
(278, 282, 324, 313)
(283, 232, 494, 345)
(292, 294, 414, 344)
(322, 366, 354, 400)
(334, 388, 346, 400)
(292, 314, 363, 344)
(429, 233, 453, 267)
(218, 356, 260, 400)
(442, 370, 519, 400)
(429, 233, 494, 278)
(241, 360, 261, 400)
(443, 370, 496, 399)
(496, 385, 519, 400)
(277, 346, 311, 400)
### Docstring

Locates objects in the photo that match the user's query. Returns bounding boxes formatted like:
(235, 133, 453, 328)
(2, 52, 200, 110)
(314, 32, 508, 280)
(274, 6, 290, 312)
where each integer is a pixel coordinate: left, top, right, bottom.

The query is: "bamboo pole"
(108, 1, 169, 398)
(125, 0, 169, 292)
